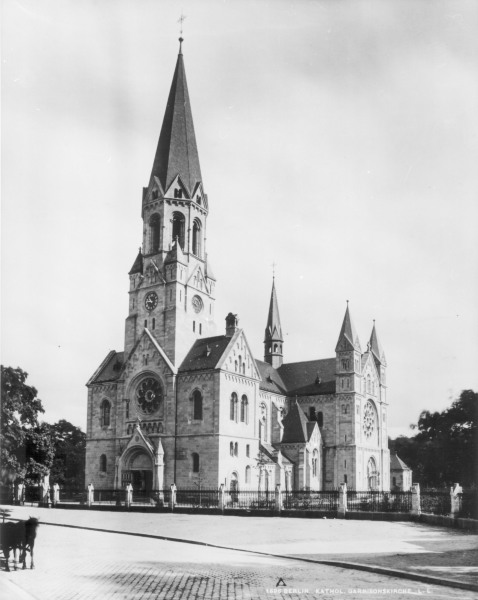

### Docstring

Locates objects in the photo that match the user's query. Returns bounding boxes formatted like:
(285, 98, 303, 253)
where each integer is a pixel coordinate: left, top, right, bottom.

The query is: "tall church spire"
(335, 302, 361, 352)
(149, 38, 202, 196)
(264, 278, 284, 368)
(369, 321, 387, 366)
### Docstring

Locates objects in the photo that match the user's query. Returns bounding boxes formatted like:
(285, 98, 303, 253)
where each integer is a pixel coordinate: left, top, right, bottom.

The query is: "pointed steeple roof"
(128, 249, 143, 275)
(264, 278, 283, 343)
(335, 302, 361, 352)
(164, 237, 187, 265)
(281, 400, 315, 444)
(150, 40, 202, 196)
(369, 321, 387, 366)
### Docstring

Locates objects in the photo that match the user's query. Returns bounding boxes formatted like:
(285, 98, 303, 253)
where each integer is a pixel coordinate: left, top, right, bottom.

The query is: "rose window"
(136, 378, 162, 415)
(363, 401, 376, 440)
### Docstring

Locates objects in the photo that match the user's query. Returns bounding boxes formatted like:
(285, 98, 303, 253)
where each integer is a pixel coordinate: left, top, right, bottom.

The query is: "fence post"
(125, 483, 133, 509)
(338, 483, 347, 518)
(169, 484, 176, 511)
(52, 483, 60, 507)
(218, 484, 225, 513)
(16, 482, 24, 506)
(411, 483, 420, 515)
(450, 483, 462, 517)
(274, 483, 282, 513)
(87, 483, 94, 507)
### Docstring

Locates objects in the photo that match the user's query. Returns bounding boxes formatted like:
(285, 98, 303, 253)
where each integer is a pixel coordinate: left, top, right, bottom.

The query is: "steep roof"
(335, 303, 361, 352)
(129, 250, 143, 275)
(369, 321, 387, 366)
(256, 359, 287, 394)
(281, 401, 311, 443)
(390, 453, 411, 471)
(87, 351, 124, 385)
(178, 335, 231, 372)
(149, 43, 202, 196)
(164, 238, 187, 265)
(277, 358, 336, 396)
(264, 278, 283, 342)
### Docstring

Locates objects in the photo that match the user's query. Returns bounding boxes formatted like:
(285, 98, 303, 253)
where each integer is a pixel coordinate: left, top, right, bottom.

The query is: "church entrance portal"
(121, 449, 154, 492)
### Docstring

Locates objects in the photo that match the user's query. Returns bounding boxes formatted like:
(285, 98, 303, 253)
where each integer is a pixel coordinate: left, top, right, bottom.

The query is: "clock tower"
(124, 38, 216, 367)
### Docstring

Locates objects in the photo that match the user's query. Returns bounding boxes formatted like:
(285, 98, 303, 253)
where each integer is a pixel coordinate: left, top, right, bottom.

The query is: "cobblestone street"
(1, 507, 477, 600)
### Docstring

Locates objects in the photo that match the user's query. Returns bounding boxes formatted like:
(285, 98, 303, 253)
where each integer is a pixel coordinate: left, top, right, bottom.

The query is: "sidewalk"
(1, 505, 477, 599)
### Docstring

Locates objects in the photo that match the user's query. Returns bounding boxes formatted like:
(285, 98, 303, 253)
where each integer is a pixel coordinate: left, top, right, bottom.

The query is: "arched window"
(240, 395, 248, 423)
(100, 399, 110, 427)
(192, 390, 203, 420)
(317, 411, 323, 427)
(234, 442, 238, 457)
(100, 454, 107, 472)
(149, 213, 161, 253)
(245, 465, 251, 484)
(367, 457, 378, 490)
(192, 453, 200, 473)
(230, 442, 234, 457)
(192, 218, 202, 257)
(172, 212, 185, 249)
(230, 393, 238, 421)
(312, 449, 319, 478)
(367, 374, 371, 393)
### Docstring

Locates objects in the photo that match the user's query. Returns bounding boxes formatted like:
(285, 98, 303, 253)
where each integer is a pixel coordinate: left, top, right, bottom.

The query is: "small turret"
(264, 278, 284, 368)
(335, 302, 361, 393)
(369, 320, 387, 386)
(225, 313, 239, 337)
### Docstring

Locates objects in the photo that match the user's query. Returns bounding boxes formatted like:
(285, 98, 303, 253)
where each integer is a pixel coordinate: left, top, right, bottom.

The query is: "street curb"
(10, 518, 478, 593)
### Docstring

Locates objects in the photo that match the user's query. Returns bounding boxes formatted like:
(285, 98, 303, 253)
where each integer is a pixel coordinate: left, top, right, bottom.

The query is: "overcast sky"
(2, 0, 477, 438)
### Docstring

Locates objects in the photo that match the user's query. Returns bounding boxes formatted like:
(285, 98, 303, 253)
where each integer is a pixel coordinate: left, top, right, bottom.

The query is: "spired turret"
(264, 278, 284, 368)
(369, 320, 387, 387)
(335, 302, 361, 393)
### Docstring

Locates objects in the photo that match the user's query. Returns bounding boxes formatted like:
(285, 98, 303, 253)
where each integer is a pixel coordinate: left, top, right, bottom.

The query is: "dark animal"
(0, 517, 39, 571)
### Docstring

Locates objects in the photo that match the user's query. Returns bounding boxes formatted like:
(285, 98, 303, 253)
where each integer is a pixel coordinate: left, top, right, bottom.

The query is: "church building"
(85, 39, 390, 493)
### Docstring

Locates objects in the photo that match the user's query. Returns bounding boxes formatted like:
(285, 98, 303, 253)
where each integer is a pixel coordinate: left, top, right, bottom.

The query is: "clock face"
(144, 291, 158, 311)
(191, 295, 203, 314)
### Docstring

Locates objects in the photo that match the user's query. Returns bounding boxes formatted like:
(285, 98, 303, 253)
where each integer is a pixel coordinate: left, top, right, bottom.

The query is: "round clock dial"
(191, 295, 203, 314)
(144, 291, 158, 311)
(363, 401, 376, 440)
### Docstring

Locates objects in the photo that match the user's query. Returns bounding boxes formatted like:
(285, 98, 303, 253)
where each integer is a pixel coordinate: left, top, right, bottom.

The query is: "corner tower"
(264, 278, 284, 368)
(124, 39, 216, 366)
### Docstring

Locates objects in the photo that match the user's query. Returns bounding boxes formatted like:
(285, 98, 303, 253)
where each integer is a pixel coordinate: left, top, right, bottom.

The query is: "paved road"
(0, 506, 476, 600)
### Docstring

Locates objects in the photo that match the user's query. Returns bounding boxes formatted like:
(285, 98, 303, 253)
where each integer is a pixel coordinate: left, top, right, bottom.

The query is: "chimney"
(225, 313, 239, 337)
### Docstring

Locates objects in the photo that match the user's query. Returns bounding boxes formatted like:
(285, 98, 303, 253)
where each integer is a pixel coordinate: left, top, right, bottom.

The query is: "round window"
(363, 401, 376, 440)
(135, 377, 162, 415)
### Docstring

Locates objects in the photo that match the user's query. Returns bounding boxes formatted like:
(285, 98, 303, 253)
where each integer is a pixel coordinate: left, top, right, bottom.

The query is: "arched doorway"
(367, 457, 379, 491)
(122, 449, 153, 492)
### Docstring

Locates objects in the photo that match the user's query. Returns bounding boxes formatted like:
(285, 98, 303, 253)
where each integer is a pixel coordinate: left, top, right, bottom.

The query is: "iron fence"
(132, 489, 171, 507)
(93, 489, 125, 505)
(283, 490, 339, 511)
(347, 491, 412, 513)
(175, 488, 220, 509)
(57, 487, 86, 503)
(24, 486, 42, 503)
(224, 490, 275, 510)
(458, 491, 478, 520)
(420, 490, 450, 515)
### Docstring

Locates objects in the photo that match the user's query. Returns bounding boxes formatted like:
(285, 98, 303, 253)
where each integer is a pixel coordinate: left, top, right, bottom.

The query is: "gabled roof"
(87, 351, 124, 385)
(264, 278, 283, 342)
(281, 401, 313, 444)
(129, 250, 143, 275)
(164, 238, 187, 265)
(335, 304, 361, 352)
(277, 358, 336, 396)
(178, 335, 232, 372)
(390, 453, 411, 471)
(149, 44, 202, 196)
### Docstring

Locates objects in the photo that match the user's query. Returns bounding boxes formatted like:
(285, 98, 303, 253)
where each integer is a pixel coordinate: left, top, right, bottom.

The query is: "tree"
(0, 366, 54, 484)
(48, 420, 86, 488)
(389, 390, 477, 488)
